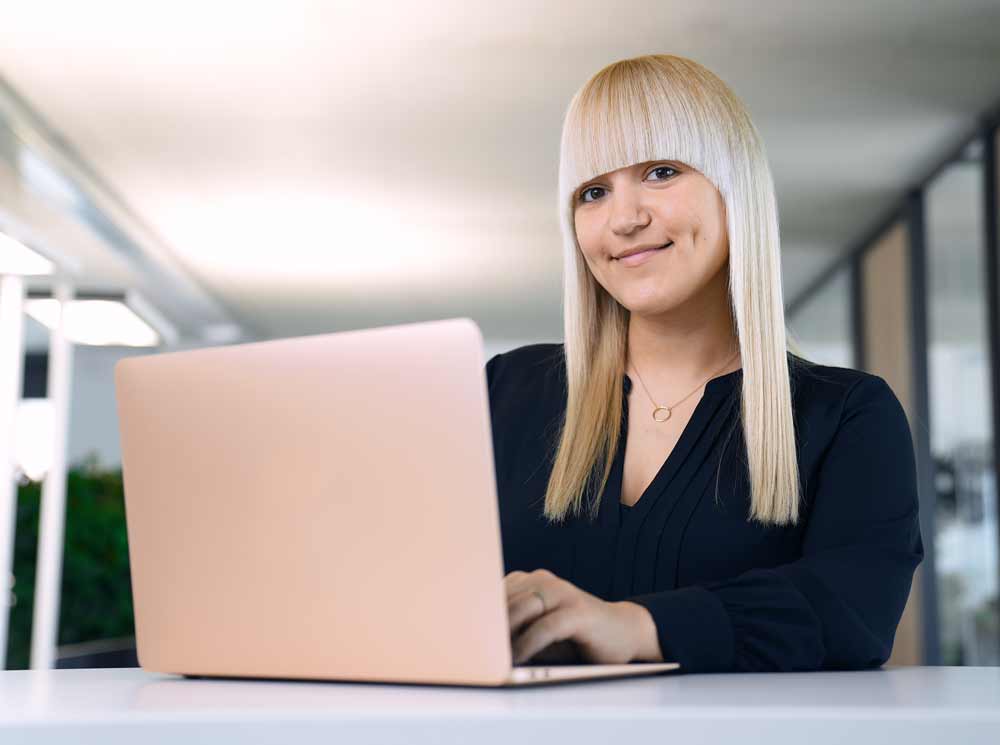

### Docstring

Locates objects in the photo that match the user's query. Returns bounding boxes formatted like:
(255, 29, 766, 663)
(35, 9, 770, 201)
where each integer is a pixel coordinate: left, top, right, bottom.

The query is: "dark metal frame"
(850, 253, 865, 373)
(906, 187, 940, 664)
(982, 120, 1000, 660)
(26, 290, 118, 301)
(787, 100, 1000, 665)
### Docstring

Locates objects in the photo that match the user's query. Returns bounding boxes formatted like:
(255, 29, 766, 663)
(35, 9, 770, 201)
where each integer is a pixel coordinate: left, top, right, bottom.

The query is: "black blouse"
(485, 343, 924, 674)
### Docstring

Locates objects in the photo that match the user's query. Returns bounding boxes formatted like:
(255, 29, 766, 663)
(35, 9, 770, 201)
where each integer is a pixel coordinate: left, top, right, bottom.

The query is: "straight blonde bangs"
(558, 58, 738, 218)
(545, 54, 806, 527)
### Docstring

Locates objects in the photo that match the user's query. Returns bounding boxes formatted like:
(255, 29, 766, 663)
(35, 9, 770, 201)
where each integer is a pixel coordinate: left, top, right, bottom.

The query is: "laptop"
(114, 316, 680, 687)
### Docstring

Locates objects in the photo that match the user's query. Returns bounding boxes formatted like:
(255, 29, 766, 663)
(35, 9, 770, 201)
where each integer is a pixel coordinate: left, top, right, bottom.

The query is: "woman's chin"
(617, 292, 678, 317)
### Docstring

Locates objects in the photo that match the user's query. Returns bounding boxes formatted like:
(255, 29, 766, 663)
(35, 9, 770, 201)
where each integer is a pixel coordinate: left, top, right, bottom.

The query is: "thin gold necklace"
(628, 347, 740, 423)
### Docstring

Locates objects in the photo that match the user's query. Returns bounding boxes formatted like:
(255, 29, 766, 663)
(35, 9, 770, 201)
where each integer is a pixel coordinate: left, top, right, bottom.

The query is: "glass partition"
(924, 138, 998, 665)
(787, 264, 855, 369)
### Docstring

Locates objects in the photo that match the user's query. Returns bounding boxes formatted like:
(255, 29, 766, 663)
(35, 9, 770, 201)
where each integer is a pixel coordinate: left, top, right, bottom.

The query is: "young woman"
(490, 54, 924, 673)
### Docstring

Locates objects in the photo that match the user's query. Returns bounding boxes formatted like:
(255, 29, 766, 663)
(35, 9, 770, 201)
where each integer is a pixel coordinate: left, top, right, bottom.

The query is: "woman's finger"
(512, 608, 576, 665)
(503, 570, 529, 586)
(507, 588, 548, 637)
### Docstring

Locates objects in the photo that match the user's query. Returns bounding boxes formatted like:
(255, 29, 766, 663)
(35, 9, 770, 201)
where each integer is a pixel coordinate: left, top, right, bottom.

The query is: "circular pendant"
(652, 406, 672, 422)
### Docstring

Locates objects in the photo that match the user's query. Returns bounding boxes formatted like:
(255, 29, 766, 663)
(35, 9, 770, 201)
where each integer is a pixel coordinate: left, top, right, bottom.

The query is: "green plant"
(4, 453, 134, 669)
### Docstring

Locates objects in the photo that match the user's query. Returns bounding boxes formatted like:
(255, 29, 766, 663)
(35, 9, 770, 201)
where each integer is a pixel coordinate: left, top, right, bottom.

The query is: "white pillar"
(0, 274, 26, 669)
(29, 280, 74, 669)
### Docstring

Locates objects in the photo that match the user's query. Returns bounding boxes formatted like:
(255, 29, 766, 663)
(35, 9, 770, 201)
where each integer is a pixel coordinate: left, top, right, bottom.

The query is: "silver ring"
(531, 589, 546, 613)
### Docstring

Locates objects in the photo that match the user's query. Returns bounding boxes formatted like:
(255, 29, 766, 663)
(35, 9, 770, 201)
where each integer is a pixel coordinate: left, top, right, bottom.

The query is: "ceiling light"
(25, 297, 161, 347)
(0, 232, 54, 276)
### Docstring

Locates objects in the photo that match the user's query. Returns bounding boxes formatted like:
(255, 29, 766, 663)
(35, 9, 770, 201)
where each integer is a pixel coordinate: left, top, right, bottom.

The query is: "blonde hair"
(545, 54, 807, 526)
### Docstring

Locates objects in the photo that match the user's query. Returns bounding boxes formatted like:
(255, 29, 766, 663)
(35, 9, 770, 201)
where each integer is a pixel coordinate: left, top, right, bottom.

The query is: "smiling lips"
(614, 241, 674, 266)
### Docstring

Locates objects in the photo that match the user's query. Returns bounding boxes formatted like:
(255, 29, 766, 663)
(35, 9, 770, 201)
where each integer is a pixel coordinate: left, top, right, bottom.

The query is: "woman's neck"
(625, 279, 740, 396)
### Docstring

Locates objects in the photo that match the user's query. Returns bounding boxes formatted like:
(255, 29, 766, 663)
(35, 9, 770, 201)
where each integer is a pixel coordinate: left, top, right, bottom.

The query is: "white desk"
(1, 666, 998, 744)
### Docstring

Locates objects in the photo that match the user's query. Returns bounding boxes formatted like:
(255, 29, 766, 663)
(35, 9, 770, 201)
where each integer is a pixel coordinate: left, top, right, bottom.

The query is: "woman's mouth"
(615, 241, 673, 266)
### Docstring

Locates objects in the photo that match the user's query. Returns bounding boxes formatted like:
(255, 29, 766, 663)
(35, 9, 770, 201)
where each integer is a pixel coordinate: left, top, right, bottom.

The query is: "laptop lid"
(115, 317, 515, 685)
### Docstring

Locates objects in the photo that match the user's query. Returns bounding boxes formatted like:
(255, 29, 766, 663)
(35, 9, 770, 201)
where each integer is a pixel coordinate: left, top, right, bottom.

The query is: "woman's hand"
(504, 568, 638, 665)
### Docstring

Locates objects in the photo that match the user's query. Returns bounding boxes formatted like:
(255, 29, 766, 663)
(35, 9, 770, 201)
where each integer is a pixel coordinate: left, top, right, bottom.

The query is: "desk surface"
(1, 666, 998, 744)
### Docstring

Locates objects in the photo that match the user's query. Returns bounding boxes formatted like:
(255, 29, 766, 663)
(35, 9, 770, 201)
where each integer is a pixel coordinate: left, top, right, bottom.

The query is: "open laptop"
(114, 317, 680, 687)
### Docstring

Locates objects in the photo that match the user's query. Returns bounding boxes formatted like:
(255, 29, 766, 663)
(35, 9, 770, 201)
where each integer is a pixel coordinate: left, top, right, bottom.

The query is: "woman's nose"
(607, 184, 651, 234)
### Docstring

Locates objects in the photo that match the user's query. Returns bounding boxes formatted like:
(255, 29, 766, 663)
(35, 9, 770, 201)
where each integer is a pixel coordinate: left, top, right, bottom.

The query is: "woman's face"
(573, 160, 730, 316)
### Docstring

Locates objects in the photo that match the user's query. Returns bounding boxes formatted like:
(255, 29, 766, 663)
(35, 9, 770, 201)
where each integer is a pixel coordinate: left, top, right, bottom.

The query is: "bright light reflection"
(15, 399, 53, 482)
(152, 192, 475, 286)
(25, 299, 160, 347)
(0, 233, 54, 275)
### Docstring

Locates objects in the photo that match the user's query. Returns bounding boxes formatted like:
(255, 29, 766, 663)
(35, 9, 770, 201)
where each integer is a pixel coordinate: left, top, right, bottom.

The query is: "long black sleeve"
(626, 375, 924, 672)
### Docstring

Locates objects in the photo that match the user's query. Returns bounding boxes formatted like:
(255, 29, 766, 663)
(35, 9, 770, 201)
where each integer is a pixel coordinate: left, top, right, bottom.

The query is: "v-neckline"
(615, 366, 741, 517)
(566, 362, 744, 601)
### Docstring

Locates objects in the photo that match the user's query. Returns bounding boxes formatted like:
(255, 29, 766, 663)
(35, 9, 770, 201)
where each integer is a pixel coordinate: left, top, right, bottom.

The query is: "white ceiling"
(1, 0, 999, 349)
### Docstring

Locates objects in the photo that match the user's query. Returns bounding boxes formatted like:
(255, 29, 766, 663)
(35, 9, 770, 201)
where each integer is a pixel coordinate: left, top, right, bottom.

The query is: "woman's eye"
(647, 166, 677, 181)
(577, 166, 677, 204)
(579, 186, 606, 203)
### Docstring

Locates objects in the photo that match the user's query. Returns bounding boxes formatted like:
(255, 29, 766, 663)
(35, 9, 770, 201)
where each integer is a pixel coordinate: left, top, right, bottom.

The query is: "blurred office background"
(1, 0, 999, 669)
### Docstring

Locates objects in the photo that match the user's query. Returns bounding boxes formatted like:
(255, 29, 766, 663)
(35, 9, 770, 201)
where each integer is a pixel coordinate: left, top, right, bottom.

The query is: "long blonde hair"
(545, 54, 807, 526)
